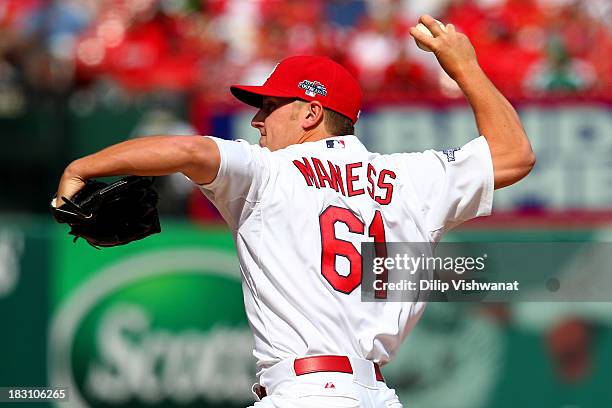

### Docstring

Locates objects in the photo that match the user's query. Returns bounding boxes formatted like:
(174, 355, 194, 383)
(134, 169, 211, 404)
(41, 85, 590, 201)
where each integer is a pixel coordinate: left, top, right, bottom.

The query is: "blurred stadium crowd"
(1, 0, 611, 217)
(1, 0, 611, 114)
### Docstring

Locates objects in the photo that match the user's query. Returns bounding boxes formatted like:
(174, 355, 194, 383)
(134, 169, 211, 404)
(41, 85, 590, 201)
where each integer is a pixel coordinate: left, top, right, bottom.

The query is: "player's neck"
(296, 128, 334, 145)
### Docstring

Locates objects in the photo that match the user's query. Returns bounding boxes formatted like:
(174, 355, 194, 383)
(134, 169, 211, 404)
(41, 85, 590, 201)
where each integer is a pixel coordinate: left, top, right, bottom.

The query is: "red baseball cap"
(230, 55, 362, 123)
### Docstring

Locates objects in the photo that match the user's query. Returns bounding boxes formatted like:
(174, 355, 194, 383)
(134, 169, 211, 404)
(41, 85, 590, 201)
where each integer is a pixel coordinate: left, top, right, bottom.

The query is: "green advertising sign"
(49, 224, 255, 408)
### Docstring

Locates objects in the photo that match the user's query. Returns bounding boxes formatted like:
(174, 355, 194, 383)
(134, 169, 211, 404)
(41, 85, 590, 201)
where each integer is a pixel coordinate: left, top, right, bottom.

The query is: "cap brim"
(230, 85, 297, 108)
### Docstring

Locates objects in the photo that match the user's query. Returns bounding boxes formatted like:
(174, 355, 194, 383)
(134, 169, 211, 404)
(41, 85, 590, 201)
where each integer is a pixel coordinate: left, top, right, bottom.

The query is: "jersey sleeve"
(402, 136, 494, 241)
(197, 136, 272, 229)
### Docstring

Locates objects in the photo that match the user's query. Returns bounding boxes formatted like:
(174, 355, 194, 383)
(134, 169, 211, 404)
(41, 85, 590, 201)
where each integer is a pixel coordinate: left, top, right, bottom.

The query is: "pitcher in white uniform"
(55, 16, 535, 407)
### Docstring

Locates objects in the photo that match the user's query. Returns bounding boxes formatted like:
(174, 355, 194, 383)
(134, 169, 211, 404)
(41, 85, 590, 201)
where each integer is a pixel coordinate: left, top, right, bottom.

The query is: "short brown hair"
(293, 100, 355, 136)
(323, 108, 355, 136)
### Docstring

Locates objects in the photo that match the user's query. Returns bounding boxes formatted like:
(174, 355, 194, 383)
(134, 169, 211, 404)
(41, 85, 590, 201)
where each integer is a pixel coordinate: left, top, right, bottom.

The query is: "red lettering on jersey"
(376, 169, 396, 205)
(367, 163, 376, 200)
(346, 162, 364, 197)
(320, 206, 364, 294)
(327, 161, 346, 196)
(369, 210, 388, 298)
(295, 158, 394, 204)
(312, 157, 333, 189)
(293, 158, 320, 188)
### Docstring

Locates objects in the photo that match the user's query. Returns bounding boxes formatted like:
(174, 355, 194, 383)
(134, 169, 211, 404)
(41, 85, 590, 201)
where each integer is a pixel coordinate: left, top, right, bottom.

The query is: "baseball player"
(56, 16, 535, 407)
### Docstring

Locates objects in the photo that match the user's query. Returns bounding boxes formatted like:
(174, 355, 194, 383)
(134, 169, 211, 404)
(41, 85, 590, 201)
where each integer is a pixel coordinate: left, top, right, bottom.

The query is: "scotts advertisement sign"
(49, 229, 255, 408)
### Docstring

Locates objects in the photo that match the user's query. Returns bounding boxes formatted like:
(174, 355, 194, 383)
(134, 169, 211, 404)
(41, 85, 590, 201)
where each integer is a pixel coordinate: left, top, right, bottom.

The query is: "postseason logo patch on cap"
(326, 139, 345, 149)
(298, 80, 327, 97)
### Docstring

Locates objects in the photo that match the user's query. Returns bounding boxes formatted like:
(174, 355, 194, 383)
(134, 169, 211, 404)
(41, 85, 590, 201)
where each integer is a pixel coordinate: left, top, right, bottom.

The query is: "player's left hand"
(56, 166, 86, 208)
(409, 15, 481, 82)
(51, 175, 161, 248)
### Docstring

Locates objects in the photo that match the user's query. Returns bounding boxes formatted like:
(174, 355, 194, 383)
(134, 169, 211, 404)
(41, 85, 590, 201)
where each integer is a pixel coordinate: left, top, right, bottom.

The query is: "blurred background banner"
(1, 0, 611, 407)
(48, 223, 254, 408)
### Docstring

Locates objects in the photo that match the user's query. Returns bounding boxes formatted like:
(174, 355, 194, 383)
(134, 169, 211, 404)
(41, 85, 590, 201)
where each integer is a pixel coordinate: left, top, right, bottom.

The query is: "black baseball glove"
(51, 176, 161, 248)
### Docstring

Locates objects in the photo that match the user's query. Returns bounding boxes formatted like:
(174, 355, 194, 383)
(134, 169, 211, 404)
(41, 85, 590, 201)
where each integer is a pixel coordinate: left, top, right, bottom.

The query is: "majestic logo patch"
(326, 140, 345, 149)
(442, 147, 460, 162)
(298, 80, 327, 97)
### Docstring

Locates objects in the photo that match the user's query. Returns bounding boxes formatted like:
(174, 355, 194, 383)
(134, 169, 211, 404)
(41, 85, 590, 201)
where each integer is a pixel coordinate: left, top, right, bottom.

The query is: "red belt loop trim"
(293, 355, 385, 382)
(254, 385, 267, 399)
(374, 363, 385, 382)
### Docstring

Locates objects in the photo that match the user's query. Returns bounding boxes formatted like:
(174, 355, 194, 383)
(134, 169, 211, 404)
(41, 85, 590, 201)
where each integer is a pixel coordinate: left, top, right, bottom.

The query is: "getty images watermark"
(372, 252, 518, 293)
(361, 242, 612, 302)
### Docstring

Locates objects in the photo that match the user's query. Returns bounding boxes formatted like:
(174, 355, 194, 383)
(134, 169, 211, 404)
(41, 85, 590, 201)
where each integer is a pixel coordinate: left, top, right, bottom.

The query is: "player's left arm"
(56, 135, 220, 206)
(410, 15, 536, 190)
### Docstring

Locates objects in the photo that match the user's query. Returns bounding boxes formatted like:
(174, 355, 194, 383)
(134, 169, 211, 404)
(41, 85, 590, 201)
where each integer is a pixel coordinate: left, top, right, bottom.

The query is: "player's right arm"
(56, 136, 220, 206)
(410, 15, 536, 190)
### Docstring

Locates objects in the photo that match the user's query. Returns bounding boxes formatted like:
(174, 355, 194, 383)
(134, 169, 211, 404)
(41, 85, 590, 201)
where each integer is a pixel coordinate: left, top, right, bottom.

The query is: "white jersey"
(199, 135, 493, 373)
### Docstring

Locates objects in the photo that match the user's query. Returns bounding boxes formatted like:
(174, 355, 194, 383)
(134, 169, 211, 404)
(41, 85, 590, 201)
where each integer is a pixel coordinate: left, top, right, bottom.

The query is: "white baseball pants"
(247, 357, 403, 408)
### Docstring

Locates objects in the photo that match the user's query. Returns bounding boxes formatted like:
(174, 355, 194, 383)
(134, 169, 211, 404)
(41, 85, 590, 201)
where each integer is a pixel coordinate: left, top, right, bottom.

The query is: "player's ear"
(302, 101, 324, 130)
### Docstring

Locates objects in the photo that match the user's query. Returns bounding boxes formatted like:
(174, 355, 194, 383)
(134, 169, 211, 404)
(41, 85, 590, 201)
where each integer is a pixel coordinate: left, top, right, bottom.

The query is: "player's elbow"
(516, 139, 536, 178)
(179, 136, 221, 185)
(493, 141, 536, 189)
(523, 147, 536, 175)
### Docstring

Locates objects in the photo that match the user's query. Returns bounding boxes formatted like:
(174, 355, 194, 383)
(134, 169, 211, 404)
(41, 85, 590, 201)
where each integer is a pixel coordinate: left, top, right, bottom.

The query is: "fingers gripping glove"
(51, 176, 161, 248)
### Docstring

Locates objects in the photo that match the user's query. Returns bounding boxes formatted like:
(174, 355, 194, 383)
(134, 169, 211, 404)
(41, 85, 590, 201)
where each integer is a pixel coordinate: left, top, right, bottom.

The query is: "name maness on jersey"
(292, 157, 396, 205)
